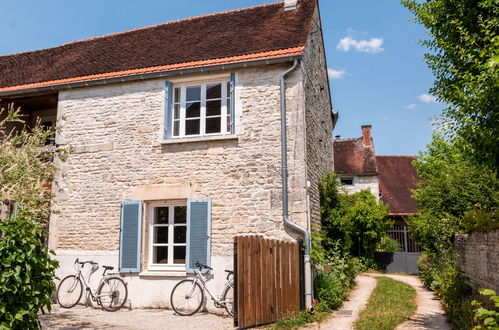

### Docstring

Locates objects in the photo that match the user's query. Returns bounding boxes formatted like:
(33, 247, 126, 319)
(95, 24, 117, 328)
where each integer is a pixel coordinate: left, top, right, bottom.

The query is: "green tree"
(402, 0, 499, 169)
(319, 173, 391, 258)
(0, 104, 67, 329)
(410, 134, 498, 252)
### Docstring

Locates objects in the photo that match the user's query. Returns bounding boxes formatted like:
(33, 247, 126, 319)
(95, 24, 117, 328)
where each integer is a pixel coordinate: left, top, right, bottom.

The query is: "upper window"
(340, 177, 354, 186)
(171, 80, 232, 138)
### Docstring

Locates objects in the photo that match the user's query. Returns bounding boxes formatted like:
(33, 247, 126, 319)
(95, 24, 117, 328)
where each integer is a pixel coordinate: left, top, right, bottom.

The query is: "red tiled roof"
(0, 0, 316, 93)
(333, 138, 378, 174)
(376, 155, 418, 215)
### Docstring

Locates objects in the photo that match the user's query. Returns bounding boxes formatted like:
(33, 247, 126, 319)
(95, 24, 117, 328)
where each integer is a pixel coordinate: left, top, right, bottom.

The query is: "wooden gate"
(233, 235, 301, 328)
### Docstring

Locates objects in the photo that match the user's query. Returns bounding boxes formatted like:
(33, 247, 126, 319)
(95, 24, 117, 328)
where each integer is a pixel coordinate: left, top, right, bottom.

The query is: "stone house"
(334, 125, 422, 273)
(0, 0, 335, 309)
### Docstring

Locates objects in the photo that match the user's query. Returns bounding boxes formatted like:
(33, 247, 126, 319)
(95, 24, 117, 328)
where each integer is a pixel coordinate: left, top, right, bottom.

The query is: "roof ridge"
(0, 1, 283, 58)
(334, 137, 362, 142)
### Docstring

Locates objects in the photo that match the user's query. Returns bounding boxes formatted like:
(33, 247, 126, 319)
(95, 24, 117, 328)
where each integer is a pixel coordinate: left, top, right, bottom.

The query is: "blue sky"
(0, 0, 441, 155)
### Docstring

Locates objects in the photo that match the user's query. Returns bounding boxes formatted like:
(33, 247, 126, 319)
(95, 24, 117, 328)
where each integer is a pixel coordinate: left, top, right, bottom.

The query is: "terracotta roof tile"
(376, 155, 418, 215)
(333, 137, 378, 174)
(0, 0, 316, 92)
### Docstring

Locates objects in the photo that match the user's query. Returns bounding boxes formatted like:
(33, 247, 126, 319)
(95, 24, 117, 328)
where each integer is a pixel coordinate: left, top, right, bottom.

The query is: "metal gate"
(375, 225, 423, 274)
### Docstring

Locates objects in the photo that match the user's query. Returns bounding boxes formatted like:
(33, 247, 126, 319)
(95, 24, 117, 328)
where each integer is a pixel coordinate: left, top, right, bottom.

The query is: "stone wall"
(301, 6, 335, 226)
(455, 230, 499, 292)
(341, 175, 380, 200)
(50, 64, 308, 256)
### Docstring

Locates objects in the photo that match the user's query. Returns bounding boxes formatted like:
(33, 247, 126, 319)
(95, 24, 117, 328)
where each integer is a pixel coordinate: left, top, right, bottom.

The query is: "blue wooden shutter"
(119, 201, 142, 272)
(186, 198, 212, 272)
(164, 81, 174, 139)
(229, 73, 235, 134)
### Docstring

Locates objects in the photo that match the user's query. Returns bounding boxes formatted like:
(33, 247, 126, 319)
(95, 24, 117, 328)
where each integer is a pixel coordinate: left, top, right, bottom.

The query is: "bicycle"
(56, 258, 128, 311)
(170, 261, 234, 317)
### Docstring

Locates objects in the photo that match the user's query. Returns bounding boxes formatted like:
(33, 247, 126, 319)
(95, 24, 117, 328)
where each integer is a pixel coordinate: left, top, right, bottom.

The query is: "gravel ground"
(39, 305, 233, 330)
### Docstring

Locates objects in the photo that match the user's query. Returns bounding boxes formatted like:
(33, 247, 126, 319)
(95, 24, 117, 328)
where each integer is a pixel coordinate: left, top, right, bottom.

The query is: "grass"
(268, 303, 330, 329)
(355, 277, 417, 330)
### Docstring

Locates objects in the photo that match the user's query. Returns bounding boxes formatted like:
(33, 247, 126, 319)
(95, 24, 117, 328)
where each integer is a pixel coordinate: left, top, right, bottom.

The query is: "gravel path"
(307, 273, 450, 330)
(39, 305, 233, 330)
(308, 274, 377, 330)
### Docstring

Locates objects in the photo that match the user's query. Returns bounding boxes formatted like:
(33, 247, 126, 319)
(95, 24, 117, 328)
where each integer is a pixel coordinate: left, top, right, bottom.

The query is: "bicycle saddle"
(225, 270, 233, 274)
(103, 265, 114, 270)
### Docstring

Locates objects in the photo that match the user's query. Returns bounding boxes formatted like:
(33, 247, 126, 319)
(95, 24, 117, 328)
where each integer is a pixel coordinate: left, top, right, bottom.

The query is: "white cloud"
(404, 104, 417, 110)
(336, 36, 384, 54)
(418, 93, 438, 103)
(328, 68, 347, 80)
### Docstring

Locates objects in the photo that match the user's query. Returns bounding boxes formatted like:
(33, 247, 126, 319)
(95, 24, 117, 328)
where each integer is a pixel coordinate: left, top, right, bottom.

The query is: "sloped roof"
(333, 137, 378, 174)
(0, 0, 316, 94)
(376, 155, 418, 215)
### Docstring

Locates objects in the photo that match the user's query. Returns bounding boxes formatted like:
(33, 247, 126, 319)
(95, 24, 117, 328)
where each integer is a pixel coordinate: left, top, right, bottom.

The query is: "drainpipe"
(280, 59, 313, 310)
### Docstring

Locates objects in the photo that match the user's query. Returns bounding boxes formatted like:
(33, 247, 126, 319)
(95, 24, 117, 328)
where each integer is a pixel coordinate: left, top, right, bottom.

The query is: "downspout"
(280, 59, 313, 309)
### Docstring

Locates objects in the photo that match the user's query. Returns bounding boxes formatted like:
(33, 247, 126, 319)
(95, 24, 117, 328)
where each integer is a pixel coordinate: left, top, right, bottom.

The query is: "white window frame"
(172, 79, 231, 138)
(147, 200, 187, 271)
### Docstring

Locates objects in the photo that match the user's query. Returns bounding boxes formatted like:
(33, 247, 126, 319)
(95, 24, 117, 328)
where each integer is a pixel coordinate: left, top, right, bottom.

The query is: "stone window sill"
(139, 271, 187, 278)
(160, 134, 238, 145)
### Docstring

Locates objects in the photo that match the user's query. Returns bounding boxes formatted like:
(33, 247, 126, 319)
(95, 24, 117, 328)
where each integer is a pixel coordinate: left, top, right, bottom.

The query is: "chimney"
(361, 125, 372, 146)
(284, 0, 298, 10)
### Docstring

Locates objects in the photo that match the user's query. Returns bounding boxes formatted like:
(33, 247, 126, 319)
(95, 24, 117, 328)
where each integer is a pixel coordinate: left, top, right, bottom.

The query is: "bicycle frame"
(73, 262, 112, 301)
(192, 268, 233, 306)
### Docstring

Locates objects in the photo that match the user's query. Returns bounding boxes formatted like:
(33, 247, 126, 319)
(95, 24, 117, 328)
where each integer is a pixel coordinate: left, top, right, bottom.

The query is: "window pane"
(173, 246, 186, 264)
(174, 104, 180, 120)
(227, 97, 231, 132)
(186, 102, 200, 118)
(154, 246, 168, 264)
(173, 120, 180, 137)
(185, 119, 200, 135)
(154, 207, 169, 224)
(186, 86, 201, 102)
(206, 100, 221, 117)
(206, 83, 221, 99)
(154, 227, 169, 244)
(174, 87, 180, 103)
(174, 206, 187, 224)
(174, 226, 186, 243)
(206, 117, 221, 134)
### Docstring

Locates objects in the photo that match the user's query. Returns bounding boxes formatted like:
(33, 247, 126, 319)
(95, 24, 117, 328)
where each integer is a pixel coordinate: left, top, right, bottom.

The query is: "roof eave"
(0, 53, 302, 98)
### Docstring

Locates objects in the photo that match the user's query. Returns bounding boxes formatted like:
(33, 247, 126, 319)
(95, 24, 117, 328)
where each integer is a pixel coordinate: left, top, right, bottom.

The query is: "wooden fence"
(233, 235, 301, 328)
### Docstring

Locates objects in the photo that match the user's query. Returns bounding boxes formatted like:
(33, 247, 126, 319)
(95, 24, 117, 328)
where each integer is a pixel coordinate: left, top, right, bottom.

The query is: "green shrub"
(0, 212, 59, 329)
(472, 289, 499, 330)
(376, 236, 402, 253)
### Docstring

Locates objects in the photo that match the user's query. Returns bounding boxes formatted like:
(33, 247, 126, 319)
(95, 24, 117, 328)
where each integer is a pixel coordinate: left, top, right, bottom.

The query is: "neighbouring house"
(0, 0, 335, 309)
(333, 125, 422, 273)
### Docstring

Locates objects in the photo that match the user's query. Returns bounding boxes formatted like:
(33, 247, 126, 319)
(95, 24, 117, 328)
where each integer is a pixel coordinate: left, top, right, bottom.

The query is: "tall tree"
(402, 0, 499, 169)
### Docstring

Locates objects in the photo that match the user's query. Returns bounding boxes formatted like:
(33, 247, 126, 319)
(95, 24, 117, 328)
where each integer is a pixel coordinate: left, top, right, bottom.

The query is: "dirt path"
(39, 304, 233, 330)
(372, 274, 451, 330)
(308, 274, 377, 330)
(307, 273, 450, 330)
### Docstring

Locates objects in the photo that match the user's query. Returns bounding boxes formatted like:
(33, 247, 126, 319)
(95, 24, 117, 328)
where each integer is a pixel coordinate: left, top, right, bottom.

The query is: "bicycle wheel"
(57, 275, 83, 308)
(221, 282, 234, 317)
(97, 277, 128, 311)
(170, 279, 204, 316)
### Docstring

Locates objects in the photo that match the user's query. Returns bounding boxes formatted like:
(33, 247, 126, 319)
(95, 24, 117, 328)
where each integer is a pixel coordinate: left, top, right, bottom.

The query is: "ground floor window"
(148, 201, 187, 270)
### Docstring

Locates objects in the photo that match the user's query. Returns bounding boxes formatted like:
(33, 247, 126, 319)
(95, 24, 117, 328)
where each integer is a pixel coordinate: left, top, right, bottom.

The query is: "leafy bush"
(314, 248, 357, 310)
(319, 173, 391, 258)
(376, 236, 402, 253)
(0, 212, 59, 328)
(472, 289, 499, 330)
(0, 104, 67, 328)
(417, 251, 474, 329)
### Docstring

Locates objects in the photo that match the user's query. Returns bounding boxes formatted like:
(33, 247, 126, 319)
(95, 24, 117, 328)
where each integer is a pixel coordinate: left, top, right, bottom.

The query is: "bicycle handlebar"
(75, 258, 98, 266)
(195, 261, 213, 270)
